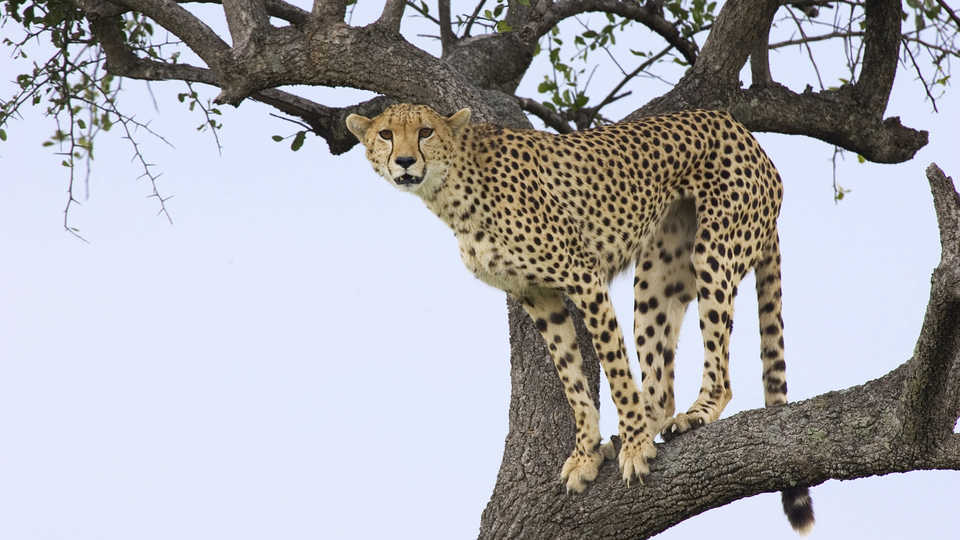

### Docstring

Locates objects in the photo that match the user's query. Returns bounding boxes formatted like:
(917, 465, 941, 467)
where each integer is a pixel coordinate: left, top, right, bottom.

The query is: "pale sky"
(1, 3, 959, 539)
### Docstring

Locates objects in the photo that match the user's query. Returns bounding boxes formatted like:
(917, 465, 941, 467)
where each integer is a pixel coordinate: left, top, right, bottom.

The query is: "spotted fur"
(346, 104, 813, 532)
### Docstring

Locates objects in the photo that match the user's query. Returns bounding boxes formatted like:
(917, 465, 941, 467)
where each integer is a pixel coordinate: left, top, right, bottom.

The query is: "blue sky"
(1, 3, 959, 539)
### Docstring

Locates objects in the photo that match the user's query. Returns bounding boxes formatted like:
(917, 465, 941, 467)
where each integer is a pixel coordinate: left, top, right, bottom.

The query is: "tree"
(2, 1, 959, 538)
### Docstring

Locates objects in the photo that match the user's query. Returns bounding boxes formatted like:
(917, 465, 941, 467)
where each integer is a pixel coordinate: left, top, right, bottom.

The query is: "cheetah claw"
(660, 413, 708, 442)
(619, 438, 657, 486)
(561, 449, 605, 493)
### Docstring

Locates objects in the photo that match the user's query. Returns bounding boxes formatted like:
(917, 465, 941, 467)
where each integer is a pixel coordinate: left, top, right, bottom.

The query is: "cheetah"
(346, 104, 814, 533)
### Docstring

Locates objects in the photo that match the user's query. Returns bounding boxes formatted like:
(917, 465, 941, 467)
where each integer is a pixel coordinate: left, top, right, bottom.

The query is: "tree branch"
(264, 0, 309, 26)
(730, 84, 928, 163)
(749, 4, 776, 85)
(462, 0, 487, 37)
(87, 9, 371, 154)
(898, 164, 960, 447)
(769, 31, 865, 50)
(252, 92, 392, 154)
(437, 0, 454, 54)
(111, 0, 231, 66)
(312, 0, 346, 22)
(541, 0, 699, 65)
(628, 0, 927, 163)
(515, 97, 573, 133)
(223, 0, 270, 50)
(376, 0, 406, 33)
(935, 0, 960, 31)
(855, 0, 900, 117)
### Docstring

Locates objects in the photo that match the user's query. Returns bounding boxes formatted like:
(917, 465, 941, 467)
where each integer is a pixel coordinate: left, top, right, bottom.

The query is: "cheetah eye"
(419, 128, 434, 139)
(378, 129, 393, 140)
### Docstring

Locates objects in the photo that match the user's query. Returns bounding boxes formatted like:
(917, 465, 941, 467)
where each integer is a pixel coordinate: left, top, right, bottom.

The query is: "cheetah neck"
(420, 125, 487, 234)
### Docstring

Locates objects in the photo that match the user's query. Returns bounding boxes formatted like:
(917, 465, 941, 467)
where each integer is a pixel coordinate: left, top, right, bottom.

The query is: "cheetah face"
(346, 104, 471, 197)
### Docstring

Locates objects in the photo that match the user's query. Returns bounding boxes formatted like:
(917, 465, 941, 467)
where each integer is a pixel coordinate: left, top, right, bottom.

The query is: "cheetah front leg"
(567, 283, 657, 486)
(519, 291, 607, 493)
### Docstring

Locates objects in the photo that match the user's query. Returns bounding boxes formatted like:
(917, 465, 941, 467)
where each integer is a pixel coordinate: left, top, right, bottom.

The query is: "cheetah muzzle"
(395, 172, 423, 185)
(345, 103, 815, 535)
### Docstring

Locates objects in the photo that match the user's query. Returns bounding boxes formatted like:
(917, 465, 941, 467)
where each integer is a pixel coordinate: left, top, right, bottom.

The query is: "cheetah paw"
(561, 449, 606, 493)
(660, 412, 709, 442)
(618, 437, 657, 486)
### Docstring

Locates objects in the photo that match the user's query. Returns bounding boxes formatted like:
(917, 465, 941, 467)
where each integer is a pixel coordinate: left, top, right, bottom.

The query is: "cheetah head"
(346, 104, 471, 197)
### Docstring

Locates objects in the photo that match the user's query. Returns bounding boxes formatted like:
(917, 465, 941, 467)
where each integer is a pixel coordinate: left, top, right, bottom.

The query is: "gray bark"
(67, 1, 960, 538)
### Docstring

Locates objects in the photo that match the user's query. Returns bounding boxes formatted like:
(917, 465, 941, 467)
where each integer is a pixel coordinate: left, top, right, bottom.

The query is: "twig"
(462, 0, 487, 37)
(786, 6, 825, 90)
(268, 112, 313, 131)
(902, 38, 940, 112)
(185, 81, 224, 154)
(769, 31, 864, 49)
(405, 0, 441, 26)
(935, 0, 960, 29)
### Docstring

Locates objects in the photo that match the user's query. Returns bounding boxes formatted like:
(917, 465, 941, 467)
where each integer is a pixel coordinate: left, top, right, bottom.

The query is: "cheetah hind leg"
(661, 232, 739, 441)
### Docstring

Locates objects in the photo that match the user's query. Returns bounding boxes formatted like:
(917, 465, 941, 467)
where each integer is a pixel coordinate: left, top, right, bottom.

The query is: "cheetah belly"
(457, 234, 534, 296)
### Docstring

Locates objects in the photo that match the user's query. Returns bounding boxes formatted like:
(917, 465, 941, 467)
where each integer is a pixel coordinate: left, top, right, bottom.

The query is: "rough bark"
(60, 1, 960, 538)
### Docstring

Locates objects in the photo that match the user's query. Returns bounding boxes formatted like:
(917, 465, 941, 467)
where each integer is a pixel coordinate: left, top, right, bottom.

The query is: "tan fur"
(348, 104, 791, 494)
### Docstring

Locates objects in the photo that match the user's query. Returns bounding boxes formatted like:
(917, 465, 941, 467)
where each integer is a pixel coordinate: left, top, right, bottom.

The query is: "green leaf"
(857, 154, 865, 163)
(272, 135, 283, 142)
(77, 119, 86, 129)
(0, 129, 6, 141)
(291, 131, 305, 151)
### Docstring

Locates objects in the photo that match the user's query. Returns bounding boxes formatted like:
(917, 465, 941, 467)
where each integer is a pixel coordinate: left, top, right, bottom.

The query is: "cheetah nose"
(394, 156, 416, 169)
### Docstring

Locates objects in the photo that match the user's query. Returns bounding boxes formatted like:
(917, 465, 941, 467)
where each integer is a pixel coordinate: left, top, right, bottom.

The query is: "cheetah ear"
(345, 114, 372, 141)
(447, 108, 471, 135)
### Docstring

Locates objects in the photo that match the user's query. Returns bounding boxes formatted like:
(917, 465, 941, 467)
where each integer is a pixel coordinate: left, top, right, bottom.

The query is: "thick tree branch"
(88, 10, 218, 84)
(855, 0, 901, 117)
(899, 164, 960, 447)
(730, 84, 929, 163)
(749, 6, 776, 85)
(223, 0, 269, 50)
(376, 0, 406, 33)
(312, 0, 345, 22)
(685, 0, 779, 91)
(264, 0, 309, 26)
(111, 0, 230, 64)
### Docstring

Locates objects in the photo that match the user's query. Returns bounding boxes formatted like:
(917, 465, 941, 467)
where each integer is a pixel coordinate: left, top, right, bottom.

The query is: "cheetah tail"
(781, 486, 815, 534)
